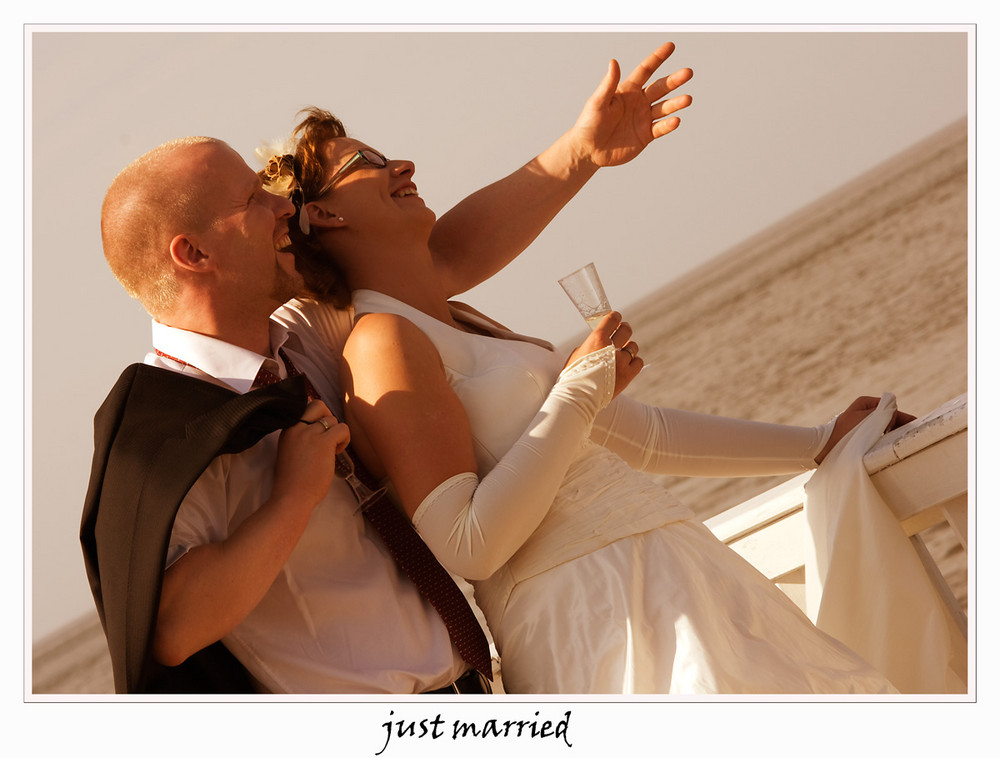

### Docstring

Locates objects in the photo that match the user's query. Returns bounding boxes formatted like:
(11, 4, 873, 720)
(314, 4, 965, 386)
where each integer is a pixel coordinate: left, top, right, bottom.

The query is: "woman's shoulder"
(346, 311, 443, 372)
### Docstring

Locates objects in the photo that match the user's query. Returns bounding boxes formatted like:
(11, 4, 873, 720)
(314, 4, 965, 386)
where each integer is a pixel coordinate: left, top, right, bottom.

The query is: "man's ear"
(303, 201, 346, 230)
(169, 234, 213, 272)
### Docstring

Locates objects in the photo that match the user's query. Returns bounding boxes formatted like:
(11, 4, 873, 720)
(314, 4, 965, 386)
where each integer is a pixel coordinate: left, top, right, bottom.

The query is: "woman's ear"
(169, 234, 212, 272)
(304, 201, 346, 230)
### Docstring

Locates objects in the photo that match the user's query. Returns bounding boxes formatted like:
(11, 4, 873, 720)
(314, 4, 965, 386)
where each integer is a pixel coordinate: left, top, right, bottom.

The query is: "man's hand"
(569, 42, 694, 169)
(153, 399, 349, 667)
(272, 399, 350, 507)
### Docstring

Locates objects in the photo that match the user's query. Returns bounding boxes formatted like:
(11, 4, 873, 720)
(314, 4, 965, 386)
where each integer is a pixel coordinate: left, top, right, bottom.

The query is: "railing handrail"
(705, 393, 969, 542)
(863, 393, 967, 474)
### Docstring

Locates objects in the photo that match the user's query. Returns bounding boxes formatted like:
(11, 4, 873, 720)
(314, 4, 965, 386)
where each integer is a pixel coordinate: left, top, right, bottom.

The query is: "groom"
(82, 44, 694, 693)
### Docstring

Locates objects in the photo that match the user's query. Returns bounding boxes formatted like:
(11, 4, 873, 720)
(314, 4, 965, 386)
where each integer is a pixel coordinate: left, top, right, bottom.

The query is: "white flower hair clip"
(255, 138, 311, 235)
(255, 137, 295, 168)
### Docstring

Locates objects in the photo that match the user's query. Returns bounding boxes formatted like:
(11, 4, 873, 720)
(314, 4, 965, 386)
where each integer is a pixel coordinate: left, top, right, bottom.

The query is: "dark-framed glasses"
(317, 148, 388, 197)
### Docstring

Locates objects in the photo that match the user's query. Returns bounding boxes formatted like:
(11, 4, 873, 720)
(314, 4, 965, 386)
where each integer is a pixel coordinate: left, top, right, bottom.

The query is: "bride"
(267, 53, 908, 694)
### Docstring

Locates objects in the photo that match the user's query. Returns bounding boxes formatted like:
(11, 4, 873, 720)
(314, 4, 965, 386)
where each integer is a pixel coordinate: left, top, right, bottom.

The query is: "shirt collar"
(151, 319, 293, 395)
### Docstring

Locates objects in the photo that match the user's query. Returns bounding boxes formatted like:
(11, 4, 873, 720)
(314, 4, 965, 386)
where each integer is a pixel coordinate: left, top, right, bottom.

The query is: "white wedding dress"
(351, 290, 895, 695)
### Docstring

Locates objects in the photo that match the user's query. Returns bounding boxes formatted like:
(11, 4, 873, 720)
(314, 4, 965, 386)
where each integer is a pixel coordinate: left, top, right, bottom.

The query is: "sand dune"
(621, 117, 967, 522)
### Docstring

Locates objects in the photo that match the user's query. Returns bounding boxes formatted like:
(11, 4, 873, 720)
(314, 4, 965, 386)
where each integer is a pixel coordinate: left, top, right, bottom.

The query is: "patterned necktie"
(255, 350, 493, 680)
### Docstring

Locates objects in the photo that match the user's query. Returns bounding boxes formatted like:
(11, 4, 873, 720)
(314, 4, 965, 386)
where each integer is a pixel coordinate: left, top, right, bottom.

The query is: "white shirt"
(149, 310, 468, 694)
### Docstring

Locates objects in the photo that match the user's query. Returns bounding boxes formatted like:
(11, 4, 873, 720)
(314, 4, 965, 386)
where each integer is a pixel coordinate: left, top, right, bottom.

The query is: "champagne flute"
(335, 450, 387, 512)
(559, 262, 647, 368)
(558, 262, 612, 330)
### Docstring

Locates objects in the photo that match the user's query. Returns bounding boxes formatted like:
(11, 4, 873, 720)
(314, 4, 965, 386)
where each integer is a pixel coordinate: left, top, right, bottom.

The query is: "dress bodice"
(353, 290, 566, 476)
(351, 290, 691, 591)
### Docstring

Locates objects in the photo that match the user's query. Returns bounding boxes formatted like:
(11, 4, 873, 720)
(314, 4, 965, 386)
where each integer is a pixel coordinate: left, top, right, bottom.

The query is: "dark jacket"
(80, 363, 308, 693)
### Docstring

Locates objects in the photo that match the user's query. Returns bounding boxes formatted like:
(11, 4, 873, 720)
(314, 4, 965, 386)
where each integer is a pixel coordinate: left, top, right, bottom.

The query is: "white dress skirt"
(351, 290, 895, 695)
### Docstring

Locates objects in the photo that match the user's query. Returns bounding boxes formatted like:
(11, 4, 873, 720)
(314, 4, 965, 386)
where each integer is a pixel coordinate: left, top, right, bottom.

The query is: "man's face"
(196, 143, 301, 310)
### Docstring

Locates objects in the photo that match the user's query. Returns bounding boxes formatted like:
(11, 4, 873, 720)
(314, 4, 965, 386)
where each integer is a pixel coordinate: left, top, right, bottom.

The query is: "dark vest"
(80, 363, 308, 693)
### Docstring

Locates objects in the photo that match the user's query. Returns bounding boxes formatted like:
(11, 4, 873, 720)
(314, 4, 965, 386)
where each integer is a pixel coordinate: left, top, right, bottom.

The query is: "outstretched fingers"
(644, 67, 694, 102)
(651, 91, 694, 118)
(650, 116, 681, 139)
(589, 58, 622, 110)
(623, 42, 677, 89)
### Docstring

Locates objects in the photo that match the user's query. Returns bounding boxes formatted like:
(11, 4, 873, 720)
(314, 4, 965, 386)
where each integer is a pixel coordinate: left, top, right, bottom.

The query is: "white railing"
(705, 393, 969, 635)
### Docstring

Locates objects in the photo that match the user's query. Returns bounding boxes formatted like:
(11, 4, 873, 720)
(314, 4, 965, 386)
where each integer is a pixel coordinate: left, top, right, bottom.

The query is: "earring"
(338, 217, 344, 222)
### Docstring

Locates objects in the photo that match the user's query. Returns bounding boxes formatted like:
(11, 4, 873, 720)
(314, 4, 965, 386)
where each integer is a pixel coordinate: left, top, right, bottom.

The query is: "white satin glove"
(590, 394, 835, 477)
(412, 346, 616, 580)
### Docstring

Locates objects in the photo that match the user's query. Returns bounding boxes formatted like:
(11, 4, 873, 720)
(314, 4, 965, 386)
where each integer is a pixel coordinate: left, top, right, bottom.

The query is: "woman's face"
(315, 137, 436, 240)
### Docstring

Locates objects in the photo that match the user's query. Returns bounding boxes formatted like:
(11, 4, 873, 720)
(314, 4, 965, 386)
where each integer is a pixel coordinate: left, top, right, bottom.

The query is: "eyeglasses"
(316, 148, 388, 198)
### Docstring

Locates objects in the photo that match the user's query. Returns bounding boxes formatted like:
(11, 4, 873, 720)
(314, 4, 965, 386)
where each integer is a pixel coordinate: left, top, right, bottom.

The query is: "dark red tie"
(255, 350, 493, 680)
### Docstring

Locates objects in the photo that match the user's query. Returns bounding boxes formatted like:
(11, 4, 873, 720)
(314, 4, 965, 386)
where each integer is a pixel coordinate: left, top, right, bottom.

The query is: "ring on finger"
(623, 343, 638, 359)
(312, 417, 331, 431)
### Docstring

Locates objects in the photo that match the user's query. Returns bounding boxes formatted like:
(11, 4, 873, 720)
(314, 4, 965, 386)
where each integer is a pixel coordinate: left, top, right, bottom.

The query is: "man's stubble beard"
(270, 261, 304, 305)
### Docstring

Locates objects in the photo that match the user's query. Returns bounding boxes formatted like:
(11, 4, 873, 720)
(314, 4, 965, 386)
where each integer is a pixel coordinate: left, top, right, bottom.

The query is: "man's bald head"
(101, 136, 226, 317)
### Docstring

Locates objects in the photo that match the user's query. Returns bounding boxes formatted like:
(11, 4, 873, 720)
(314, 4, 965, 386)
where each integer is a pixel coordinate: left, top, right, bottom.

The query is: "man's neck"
(160, 307, 275, 358)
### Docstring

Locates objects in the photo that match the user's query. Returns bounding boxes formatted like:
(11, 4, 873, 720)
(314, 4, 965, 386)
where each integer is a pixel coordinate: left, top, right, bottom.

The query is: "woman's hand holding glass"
(565, 311, 643, 399)
(560, 261, 642, 397)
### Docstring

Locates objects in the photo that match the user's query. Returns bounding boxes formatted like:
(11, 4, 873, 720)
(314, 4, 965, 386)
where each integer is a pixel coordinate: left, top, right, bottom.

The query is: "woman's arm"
(341, 312, 639, 580)
(590, 395, 831, 477)
(430, 43, 693, 296)
(590, 394, 916, 477)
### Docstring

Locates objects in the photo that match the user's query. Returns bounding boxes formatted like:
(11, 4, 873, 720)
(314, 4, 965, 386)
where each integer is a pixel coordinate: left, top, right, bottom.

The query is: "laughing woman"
(267, 45, 904, 694)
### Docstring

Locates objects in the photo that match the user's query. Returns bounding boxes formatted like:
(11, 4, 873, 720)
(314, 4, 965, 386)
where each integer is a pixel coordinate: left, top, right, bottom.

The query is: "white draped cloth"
(804, 393, 967, 694)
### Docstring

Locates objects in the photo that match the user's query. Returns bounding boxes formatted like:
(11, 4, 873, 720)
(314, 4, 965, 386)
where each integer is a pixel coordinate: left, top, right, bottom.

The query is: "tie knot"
(252, 349, 321, 402)
(252, 362, 283, 390)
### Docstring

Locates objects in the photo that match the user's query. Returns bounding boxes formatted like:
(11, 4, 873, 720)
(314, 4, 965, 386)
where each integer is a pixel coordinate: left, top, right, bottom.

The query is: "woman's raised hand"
(564, 311, 644, 398)
(569, 42, 694, 168)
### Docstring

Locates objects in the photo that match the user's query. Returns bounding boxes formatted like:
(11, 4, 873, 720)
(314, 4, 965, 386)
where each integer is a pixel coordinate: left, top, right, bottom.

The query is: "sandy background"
(621, 118, 968, 521)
